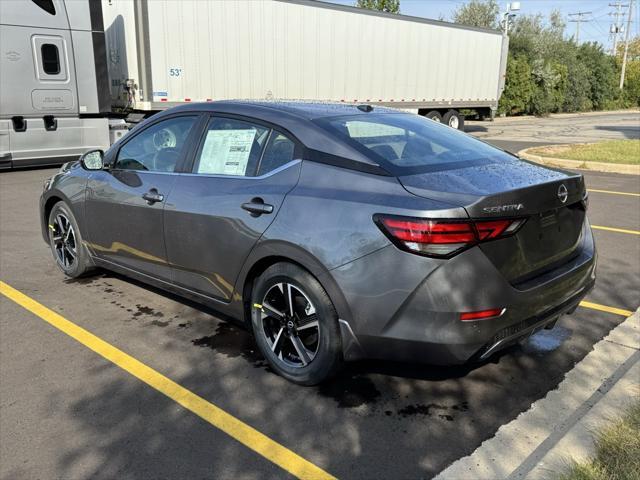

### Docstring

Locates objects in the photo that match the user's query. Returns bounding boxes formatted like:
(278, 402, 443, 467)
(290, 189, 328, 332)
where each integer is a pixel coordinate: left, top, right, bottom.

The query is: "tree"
(355, 0, 400, 14)
(452, 0, 499, 30)
(498, 55, 534, 115)
(615, 36, 640, 61)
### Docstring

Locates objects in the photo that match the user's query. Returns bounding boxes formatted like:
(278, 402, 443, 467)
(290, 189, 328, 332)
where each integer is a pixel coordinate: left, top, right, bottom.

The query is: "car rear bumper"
(330, 220, 597, 364)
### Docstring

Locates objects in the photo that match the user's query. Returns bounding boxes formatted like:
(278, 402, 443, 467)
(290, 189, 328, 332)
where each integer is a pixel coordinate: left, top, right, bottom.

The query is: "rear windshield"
(314, 113, 513, 175)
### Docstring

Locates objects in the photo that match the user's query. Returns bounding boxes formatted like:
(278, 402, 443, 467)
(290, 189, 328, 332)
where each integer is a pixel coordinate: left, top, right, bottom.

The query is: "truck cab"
(0, 0, 111, 169)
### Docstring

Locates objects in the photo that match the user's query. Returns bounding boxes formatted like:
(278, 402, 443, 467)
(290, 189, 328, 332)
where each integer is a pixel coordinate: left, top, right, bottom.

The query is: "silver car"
(40, 101, 596, 385)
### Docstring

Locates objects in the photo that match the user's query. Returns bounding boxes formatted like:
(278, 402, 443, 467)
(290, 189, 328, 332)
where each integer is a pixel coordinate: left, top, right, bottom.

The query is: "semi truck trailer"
(1, 0, 509, 169)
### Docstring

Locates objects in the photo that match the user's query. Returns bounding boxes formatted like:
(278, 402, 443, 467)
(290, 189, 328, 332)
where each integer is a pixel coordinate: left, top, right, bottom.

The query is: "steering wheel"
(152, 128, 177, 150)
(151, 147, 181, 172)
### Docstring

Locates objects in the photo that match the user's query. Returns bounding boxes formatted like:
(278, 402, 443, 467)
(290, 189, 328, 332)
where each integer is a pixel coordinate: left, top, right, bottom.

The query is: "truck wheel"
(443, 110, 464, 130)
(425, 110, 443, 122)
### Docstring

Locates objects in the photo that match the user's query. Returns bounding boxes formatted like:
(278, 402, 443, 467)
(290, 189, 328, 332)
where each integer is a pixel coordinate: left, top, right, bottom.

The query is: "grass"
(558, 400, 640, 480)
(529, 140, 640, 165)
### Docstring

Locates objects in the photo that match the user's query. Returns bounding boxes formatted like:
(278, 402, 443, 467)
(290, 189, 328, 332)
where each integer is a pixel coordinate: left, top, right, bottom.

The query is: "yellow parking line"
(579, 300, 633, 317)
(591, 225, 640, 235)
(0, 281, 335, 480)
(587, 189, 640, 197)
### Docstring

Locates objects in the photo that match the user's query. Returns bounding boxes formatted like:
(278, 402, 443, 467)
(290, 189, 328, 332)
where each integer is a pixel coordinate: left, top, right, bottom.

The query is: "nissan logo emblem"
(557, 184, 568, 203)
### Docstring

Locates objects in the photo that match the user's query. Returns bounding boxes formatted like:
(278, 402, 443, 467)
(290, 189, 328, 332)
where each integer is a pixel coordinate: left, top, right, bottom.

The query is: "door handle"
(142, 189, 164, 205)
(241, 198, 274, 216)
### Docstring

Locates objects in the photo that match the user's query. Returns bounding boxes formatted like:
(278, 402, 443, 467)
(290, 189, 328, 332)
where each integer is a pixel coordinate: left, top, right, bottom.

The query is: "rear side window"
(257, 132, 295, 176)
(32, 0, 56, 15)
(194, 117, 270, 176)
(314, 113, 513, 175)
(41, 44, 60, 75)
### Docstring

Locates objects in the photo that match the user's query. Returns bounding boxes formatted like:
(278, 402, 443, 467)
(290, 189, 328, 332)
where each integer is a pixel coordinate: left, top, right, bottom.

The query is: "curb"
(518, 147, 640, 175)
(490, 109, 640, 124)
(434, 308, 640, 480)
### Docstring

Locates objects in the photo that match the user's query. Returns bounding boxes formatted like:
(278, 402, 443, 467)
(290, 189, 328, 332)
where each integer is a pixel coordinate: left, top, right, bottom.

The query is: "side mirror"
(80, 149, 104, 170)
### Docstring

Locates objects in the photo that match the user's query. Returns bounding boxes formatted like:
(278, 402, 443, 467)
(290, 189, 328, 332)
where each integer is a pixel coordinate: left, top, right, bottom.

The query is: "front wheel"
(251, 263, 343, 385)
(48, 201, 93, 278)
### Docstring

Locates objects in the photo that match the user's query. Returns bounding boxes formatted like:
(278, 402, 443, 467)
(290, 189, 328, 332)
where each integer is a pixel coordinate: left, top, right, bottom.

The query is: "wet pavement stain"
(132, 304, 164, 318)
(521, 326, 572, 355)
(178, 322, 192, 329)
(318, 373, 381, 409)
(191, 323, 268, 367)
(149, 319, 170, 327)
(397, 401, 469, 421)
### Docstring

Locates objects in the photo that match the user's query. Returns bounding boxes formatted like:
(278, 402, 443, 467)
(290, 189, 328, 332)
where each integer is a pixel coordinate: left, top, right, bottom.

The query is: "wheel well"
(241, 255, 306, 324)
(43, 196, 63, 225)
(241, 253, 355, 326)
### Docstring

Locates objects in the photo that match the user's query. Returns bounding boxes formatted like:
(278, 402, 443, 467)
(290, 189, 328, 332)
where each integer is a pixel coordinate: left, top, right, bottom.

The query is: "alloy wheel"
(52, 212, 77, 269)
(257, 282, 320, 368)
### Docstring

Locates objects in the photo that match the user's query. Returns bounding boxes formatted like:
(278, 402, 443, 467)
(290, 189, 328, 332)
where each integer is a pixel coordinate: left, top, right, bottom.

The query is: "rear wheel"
(424, 110, 443, 122)
(251, 262, 343, 385)
(443, 110, 464, 130)
(48, 201, 93, 278)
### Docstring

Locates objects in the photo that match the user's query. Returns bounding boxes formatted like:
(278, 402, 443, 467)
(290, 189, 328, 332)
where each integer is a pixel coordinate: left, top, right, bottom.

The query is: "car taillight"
(374, 215, 526, 258)
(460, 308, 505, 321)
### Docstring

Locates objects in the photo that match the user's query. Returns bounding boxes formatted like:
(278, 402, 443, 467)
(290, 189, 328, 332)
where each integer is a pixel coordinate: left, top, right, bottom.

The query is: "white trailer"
(1, 0, 508, 168)
(104, 0, 508, 128)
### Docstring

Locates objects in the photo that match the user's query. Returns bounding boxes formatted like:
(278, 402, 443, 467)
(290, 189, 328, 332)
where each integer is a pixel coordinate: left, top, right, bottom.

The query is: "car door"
(164, 115, 302, 301)
(84, 113, 202, 280)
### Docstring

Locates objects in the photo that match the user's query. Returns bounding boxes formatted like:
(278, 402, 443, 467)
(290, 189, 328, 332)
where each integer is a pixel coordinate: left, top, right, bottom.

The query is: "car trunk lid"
(398, 158, 587, 283)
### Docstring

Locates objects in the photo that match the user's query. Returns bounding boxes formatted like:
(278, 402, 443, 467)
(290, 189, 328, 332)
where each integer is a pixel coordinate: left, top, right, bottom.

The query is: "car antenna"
(356, 104, 373, 112)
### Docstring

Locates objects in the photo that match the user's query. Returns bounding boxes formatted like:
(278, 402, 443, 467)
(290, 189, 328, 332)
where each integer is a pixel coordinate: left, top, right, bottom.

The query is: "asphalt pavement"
(1, 112, 639, 480)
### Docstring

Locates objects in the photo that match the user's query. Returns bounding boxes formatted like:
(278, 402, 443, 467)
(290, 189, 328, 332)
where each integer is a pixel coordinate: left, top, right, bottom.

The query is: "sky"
(326, 0, 639, 49)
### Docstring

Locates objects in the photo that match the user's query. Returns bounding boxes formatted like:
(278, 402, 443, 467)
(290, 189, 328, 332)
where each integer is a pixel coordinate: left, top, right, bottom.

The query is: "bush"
(498, 55, 534, 115)
(473, 6, 639, 116)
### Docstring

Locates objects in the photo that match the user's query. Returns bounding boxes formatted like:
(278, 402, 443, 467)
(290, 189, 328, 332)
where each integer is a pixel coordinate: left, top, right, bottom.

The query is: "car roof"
(170, 100, 401, 120)
(160, 101, 407, 173)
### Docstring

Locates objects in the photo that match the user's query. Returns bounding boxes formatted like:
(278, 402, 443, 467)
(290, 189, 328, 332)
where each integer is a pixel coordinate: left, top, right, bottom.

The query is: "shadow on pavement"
(52, 266, 628, 479)
(595, 125, 640, 140)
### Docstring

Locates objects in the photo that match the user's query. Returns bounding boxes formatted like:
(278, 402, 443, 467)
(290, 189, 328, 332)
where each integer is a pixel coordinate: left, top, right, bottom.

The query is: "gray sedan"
(40, 101, 596, 385)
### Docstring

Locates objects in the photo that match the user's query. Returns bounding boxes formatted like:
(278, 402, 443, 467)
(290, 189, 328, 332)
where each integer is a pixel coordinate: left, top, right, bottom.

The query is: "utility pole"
(609, 2, 628, 55)
(619, 0, 634, 89)
(568, 11, 592, 44)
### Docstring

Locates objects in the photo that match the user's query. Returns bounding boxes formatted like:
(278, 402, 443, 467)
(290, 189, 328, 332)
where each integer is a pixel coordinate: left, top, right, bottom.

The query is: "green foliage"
(355, 0, 400, 14)
(485, 8, 638, 116)
(498, 55, 533, 115)
(622, 60, 640, 106)
(559, 401, 640, 480)
(452, 0, 499, 29)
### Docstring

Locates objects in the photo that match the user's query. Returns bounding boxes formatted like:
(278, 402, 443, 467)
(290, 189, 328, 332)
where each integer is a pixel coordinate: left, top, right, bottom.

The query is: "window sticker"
(198, 129, 256, 175)
(346, 121, 405, 138)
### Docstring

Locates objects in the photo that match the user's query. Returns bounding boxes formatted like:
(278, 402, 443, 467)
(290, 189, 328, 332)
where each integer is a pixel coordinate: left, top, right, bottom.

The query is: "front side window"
(115, 116, 196, 172)
(315, 113, 514, 175)
(41, 44, 60, 75)
(194, 117, 269, 176)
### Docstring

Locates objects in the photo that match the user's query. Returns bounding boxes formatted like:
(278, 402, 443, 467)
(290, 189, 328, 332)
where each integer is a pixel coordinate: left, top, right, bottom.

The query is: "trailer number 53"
(169, 68, 183, 77)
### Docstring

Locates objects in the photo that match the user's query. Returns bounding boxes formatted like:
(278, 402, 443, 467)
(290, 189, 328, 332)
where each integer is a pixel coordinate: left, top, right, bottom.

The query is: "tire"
(250, 262, 343, 385)
(48, 201, 93, 278)
(425, 110, 443, 122)
(443, 110, 464, 130)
